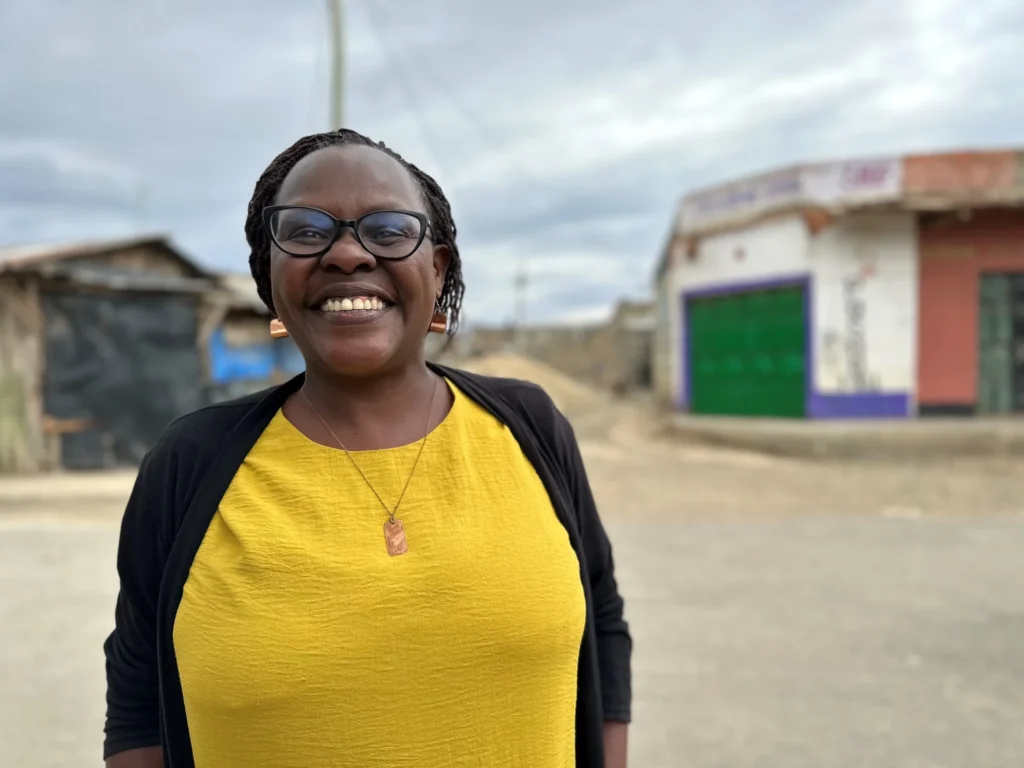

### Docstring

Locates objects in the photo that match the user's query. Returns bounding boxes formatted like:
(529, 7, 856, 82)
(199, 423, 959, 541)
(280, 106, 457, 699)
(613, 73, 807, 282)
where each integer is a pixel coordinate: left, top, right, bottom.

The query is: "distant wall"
(465, 325, 612, 385)
(464, 306, 652, 393)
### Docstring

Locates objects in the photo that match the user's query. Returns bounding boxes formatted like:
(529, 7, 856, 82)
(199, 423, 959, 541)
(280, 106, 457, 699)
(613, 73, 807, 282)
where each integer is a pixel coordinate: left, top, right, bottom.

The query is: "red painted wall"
(918, 210, 1024, 406)
(904, 151, 1018, 194)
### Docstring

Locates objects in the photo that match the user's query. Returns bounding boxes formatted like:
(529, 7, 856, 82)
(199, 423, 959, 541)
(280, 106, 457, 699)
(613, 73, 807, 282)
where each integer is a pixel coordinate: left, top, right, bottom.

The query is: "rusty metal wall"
(42, 291, 204, 469)
(0, 277, 45, 473)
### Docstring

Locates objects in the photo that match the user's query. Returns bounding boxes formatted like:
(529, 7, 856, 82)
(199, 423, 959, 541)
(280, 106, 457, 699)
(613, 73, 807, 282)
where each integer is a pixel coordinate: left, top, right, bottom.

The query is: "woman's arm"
(555, 414, 633, 767)
(604, 721, 629, 768)
(103, 460, 165, 763)
(106, 746, 163, 768)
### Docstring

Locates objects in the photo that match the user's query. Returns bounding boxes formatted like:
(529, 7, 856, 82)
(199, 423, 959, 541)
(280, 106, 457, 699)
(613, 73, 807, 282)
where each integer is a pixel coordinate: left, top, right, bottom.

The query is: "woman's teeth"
(320, 296, 388, 312)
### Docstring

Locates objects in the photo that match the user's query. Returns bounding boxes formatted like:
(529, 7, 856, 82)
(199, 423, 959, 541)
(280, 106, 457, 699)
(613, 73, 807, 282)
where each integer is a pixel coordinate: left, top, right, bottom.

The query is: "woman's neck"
(291, 362, 446, 451)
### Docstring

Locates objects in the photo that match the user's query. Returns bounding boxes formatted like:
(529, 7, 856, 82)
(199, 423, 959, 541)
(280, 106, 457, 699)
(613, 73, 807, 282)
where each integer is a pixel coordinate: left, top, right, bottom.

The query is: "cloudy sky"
(2, 0, 1022, 325)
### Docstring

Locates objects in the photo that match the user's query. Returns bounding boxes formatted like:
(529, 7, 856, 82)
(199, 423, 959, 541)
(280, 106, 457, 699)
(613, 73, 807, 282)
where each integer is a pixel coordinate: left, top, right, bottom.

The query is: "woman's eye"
(291, 228, 327, 240)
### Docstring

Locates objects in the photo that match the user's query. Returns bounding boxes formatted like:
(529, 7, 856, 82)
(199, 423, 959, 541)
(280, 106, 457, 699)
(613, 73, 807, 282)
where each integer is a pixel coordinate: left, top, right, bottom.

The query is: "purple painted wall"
(807, 392, 911, 418)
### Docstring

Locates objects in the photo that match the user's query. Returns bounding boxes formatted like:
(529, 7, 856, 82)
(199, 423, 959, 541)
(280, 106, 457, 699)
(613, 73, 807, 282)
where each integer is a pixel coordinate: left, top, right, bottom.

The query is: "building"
(605, 299, 655, 394)
(0, 236, 224, 472)
(207, 272, 305, 402)
(653, 149, 1024, 418)
(0, 237, 312, 473)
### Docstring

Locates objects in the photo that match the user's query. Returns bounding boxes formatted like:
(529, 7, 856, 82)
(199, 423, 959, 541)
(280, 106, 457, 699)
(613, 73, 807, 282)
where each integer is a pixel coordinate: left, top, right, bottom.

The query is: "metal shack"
(206, 272, 305, 402)
(0, 236, 218, 473)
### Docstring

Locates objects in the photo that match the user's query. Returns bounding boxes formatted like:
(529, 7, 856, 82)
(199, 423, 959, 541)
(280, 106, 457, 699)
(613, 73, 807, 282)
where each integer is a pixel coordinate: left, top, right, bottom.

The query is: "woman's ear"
(432, 244, 451, 296)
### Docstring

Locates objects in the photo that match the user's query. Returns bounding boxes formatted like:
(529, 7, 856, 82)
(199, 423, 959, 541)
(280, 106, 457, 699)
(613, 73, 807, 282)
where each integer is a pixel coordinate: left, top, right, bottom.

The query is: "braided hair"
(245, 129, 465, 333)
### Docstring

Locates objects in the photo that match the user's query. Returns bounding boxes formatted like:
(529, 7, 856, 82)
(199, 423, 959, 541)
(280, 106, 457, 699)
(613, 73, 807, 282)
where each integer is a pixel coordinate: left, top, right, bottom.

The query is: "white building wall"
(652, 273, 675, 405)
(809, 212, 918, 397)
(665, 215, 811, 407)
(671, 215, 811, 288)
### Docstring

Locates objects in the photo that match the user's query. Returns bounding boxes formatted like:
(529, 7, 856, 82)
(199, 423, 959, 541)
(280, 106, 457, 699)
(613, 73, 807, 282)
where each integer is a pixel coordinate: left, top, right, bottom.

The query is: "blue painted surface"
(679, 274, 910, 419)
(208, 329, 275, 384)
(807, 392, 912, 419)
(276, 339, 306, 375)
(208, 329, 305, 384)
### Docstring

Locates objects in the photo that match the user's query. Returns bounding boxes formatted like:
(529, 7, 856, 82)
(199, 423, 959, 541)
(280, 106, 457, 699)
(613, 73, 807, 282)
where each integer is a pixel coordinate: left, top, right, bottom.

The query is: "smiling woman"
(102, 129, 631, 768)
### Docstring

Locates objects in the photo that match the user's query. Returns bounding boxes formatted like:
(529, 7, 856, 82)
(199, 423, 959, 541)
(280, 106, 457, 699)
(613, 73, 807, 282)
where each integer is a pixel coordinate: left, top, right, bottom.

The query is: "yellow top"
(173, 380, 586, 768)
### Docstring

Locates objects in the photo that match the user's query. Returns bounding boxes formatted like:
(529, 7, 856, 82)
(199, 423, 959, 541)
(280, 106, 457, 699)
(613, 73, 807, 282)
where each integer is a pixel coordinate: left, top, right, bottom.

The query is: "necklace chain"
(299, 374, 441, 524)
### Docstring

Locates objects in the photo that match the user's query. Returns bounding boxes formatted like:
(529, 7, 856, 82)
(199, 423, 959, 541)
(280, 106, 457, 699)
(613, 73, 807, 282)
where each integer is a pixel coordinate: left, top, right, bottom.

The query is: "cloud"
(0, 139, 139, 213)
(1, 0, 1022, 324)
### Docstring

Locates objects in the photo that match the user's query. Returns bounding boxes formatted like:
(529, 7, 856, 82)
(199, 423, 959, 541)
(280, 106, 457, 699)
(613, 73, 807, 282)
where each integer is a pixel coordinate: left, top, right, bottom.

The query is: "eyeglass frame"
(262, 205, 434, 260)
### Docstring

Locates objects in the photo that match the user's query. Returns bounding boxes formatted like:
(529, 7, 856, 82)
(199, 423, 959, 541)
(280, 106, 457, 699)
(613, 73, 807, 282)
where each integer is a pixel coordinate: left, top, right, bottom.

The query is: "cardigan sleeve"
(102, 457, 165, 759)
(555, 412, 633, 723)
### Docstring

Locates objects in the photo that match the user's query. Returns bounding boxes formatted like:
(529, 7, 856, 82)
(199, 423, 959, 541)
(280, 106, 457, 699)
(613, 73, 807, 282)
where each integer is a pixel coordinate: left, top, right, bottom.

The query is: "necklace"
(299, 374, 440, 557)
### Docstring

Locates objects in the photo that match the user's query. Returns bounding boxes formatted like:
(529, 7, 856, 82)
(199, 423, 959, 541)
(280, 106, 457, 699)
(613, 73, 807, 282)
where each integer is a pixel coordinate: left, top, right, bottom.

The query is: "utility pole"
(327, 0, 345, 129)
(514, 263, 529, 353)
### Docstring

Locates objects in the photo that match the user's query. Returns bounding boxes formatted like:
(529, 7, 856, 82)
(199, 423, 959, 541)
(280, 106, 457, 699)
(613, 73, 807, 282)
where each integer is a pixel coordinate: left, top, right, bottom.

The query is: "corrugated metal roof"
(0, 238, 276, 306)
(0, 234, 207, 275)
(216, 271, 269, 314)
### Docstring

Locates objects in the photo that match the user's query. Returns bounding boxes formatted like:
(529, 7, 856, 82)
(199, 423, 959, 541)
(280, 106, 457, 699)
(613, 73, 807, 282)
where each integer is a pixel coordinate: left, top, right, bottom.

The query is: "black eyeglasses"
(263, 205, 432, 260)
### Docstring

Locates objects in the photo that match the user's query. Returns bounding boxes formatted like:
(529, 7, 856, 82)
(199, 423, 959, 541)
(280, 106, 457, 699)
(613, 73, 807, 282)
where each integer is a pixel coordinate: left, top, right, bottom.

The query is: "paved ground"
(2, 403, 1023, 767)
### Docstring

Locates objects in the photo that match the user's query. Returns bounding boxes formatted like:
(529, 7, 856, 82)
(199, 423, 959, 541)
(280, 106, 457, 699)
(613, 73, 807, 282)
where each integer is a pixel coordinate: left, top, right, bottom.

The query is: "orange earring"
(269, 318, 289, 338)
(428, 310, 448, 334)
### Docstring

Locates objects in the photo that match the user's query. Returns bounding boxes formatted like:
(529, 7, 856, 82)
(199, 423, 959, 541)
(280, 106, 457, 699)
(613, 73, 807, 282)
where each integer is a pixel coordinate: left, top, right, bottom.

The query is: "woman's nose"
(319, 228, 376, 273)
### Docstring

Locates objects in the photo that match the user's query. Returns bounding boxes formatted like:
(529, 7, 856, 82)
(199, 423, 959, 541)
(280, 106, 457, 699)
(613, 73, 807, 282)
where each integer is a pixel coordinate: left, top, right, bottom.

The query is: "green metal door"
(978, 274, 1014, 414)
(689, 285, 806, 417)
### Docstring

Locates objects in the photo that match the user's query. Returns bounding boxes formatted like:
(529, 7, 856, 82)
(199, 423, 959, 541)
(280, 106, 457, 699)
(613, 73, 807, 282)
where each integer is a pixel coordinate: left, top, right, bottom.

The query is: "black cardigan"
(103, 364, 632, 767)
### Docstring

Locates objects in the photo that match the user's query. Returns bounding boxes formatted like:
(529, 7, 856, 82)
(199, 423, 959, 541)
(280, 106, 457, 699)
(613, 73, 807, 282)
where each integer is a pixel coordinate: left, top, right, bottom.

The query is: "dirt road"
(2, 402, 1023, 767)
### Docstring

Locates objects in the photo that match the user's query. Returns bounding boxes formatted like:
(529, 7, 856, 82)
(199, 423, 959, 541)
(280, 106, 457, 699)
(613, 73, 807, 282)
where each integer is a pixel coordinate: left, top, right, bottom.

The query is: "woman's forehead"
(275, 144, 421, 209)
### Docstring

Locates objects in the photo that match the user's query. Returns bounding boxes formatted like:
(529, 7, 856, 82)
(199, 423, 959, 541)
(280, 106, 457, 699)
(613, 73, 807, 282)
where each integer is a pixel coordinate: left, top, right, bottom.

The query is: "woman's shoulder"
(439, 365, 561, 421)
(144, 384, 288, 475)
(118, 382, 297, 547)
(161, 389, 269, 445)
(438, 364, 579, 461)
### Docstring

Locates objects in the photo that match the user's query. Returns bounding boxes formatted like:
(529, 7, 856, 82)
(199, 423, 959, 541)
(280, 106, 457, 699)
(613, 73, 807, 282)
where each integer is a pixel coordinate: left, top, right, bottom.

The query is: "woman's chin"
(313, 337, 403, 378)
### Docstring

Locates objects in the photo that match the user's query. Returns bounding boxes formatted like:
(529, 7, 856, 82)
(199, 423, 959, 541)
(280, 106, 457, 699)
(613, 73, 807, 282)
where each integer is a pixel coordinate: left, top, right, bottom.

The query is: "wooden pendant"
(384, 518, 409, 557)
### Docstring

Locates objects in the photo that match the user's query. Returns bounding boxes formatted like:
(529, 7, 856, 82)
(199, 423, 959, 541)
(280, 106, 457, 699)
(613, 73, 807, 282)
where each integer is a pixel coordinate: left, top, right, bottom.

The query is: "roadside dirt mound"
(458, 353, 605, 413)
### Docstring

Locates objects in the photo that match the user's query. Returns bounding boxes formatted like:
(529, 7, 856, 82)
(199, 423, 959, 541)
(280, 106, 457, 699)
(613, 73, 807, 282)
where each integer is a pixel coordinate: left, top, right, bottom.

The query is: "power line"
(348, 0, 455, 193)
(358, 0, 552, 325)
(352, 1, 636, 327)
(361, 0, 549, 194)
(304, 8, 328, 132)
(358, 1, 622, 266)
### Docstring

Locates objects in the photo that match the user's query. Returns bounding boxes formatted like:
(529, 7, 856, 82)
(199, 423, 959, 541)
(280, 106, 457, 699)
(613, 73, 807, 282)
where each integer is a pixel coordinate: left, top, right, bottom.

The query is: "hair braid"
(245, 129, 465, 333)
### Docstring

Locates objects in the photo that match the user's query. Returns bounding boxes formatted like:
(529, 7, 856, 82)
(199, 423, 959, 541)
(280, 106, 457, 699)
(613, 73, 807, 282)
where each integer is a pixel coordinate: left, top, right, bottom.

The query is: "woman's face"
(269, 144, 450, 379)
